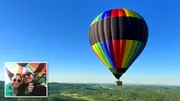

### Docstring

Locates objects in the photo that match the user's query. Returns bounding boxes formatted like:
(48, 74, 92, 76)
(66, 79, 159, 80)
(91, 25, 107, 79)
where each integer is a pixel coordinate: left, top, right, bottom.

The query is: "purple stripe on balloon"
(101, 42, 114, 68)
(104, 10, 112, 19)
(105, 40, 115, 68)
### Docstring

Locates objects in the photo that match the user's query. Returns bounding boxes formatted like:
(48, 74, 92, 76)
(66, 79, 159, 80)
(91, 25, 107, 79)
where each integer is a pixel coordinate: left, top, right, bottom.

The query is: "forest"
(1, 81, 180, 101)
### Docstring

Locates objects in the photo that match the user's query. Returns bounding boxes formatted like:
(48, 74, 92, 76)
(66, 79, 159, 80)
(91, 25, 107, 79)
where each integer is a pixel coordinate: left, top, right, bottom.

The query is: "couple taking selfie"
(6, 68, 47, 96)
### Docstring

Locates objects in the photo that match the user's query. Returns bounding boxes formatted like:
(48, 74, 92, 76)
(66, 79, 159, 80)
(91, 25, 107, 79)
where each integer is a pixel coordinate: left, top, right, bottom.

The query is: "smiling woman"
(5, 73, 22, 96)
(5, 62, 48, 98)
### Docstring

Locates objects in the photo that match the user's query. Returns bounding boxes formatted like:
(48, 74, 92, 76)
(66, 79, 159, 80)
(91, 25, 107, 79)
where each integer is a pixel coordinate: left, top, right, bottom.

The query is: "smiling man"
(17, 68, 46, 96)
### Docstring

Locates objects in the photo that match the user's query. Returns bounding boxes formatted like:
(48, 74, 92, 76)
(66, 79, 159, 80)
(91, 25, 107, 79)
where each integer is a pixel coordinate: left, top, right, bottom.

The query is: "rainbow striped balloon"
(89, 8, 148, 80)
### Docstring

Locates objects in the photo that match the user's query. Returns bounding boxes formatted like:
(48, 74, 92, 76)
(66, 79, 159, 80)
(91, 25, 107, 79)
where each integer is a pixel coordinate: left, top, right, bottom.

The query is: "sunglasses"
(22, 72, 32, 78)
(13, 78, 21, 83)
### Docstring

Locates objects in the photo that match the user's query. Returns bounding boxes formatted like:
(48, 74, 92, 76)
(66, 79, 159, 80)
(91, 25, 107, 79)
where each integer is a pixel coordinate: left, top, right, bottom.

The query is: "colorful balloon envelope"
(6, 62, 47, 80)
(89, 8, 148, 80)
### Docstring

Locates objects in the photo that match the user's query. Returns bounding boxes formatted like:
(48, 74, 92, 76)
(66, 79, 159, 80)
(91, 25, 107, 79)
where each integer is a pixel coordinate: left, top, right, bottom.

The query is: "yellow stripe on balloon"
(96, 43, 111, 68)
(18, 65, 21, 74)
(122, 40, 133, 68)
(94, 44, 111, 68)
(124, 40, 138, 68)
(123, 8, 134, 17)
(92, 45, 110, 68)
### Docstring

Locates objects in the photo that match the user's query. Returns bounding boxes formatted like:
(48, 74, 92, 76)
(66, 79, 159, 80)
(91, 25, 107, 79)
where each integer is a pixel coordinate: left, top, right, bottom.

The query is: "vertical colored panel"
(134, 12, 143, 20)
(101, 42, 114, 68)
(95, 13, 102, 22)
(18, 65, 22, 75)
(134, 43, 145, 61)
(90, 13, 103, 26)
(130, 11, 139, 18)
(28, 63, 39, 69)
(95, 43, 107, 65)
(123, 8, 133, 17)
(119, 40, 126, 68)
(39, 65, 46, 77)
(96, 43, 111, 68)
(126, 42, 142, 68)
(112, 40, 120, 68)
(106, 40, 116, 68)
(111, 9, 118, 17)
(122, 40, 133, 68)
(104, 10, 112, 19)
(92, 45, 109, 68)
(124, 40, 138, 68)
(92, 43, 112, 68)
(101, 12, 106, 20)
(118, 9, 126, 17)
(26, 64, 36, 72)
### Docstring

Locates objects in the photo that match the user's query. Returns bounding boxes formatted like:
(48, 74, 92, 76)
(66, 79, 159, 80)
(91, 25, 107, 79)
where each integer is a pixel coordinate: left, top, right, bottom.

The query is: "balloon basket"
(114, 80, 122, 86)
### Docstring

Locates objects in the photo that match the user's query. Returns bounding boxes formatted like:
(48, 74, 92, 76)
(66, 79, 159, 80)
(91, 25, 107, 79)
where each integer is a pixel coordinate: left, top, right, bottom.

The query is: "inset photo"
(5, 62, 48, 98)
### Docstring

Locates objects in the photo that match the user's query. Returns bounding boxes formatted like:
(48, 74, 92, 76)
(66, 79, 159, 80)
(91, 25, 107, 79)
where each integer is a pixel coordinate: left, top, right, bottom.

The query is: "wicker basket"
(114, 80, 122, 86)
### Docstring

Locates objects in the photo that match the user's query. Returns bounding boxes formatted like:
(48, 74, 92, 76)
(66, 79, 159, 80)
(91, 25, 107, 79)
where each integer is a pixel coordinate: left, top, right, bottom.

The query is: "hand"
(41, 83, 46, 87)
(11, 94, 16, 96)
(28, 83, 34, 92)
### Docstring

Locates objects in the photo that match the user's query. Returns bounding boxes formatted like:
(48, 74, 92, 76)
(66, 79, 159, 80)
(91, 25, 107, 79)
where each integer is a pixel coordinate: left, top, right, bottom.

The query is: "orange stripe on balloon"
(119, 40, 126, 68)
(118, 9, 126, 17)
(28, 63, 39, 69)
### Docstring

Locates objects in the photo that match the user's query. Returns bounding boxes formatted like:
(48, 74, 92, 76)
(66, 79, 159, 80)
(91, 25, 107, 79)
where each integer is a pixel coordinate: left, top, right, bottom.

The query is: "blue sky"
(0, 0, 180, 85)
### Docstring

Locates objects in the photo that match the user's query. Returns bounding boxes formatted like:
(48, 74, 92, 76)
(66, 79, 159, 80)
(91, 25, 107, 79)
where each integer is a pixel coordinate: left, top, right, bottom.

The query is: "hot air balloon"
(89, 8, 148, 86)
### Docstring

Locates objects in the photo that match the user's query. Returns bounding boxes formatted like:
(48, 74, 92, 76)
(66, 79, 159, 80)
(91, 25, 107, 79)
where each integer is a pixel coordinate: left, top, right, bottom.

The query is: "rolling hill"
(0, 81, 180, 101)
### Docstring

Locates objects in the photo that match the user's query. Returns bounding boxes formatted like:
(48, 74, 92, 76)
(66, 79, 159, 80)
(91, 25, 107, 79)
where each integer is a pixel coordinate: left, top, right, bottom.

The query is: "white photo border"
(4, 62, 48, 98)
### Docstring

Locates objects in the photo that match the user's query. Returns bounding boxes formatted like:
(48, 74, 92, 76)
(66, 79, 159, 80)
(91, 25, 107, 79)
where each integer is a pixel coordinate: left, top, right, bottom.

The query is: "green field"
(1, 81, 180, 101)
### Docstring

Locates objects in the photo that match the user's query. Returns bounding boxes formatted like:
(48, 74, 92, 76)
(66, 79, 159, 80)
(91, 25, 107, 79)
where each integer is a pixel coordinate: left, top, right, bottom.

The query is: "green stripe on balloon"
(95, 43, 111, 68)
(134, 12, 143, 20)
(124, 40, 138, 68)
(125, 42, 142, 68)
(90, 13, 102, 26)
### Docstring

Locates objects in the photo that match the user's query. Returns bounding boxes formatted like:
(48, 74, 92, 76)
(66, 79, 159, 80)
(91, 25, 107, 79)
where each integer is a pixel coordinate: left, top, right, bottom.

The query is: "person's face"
(12, 75, 22, 88)
(22, 72, 33, 84)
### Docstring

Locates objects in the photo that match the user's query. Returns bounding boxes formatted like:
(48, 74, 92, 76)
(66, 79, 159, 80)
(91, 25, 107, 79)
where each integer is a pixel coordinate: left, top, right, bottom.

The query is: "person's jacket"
(17, 80, 46, 96)
(6, 83, 17, 96)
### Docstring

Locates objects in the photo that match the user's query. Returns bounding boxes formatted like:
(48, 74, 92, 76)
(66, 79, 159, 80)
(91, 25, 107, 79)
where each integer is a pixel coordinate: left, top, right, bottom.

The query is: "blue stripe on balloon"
(135, 43, 145, 60)
(105, 40, 116, 68)
(100, 10, 112, 20)
(100, 12, 106, 20)
(100, 41, 114, 68)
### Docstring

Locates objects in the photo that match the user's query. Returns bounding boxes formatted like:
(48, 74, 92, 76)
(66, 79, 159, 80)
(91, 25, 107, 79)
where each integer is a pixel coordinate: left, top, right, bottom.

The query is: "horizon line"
(1, 80, 179, 86)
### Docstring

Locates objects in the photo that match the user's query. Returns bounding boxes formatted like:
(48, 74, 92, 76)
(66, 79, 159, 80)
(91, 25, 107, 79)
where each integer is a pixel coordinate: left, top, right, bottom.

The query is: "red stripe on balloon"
(112, 40, 120, 68)
(111, 9, 118, 17)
